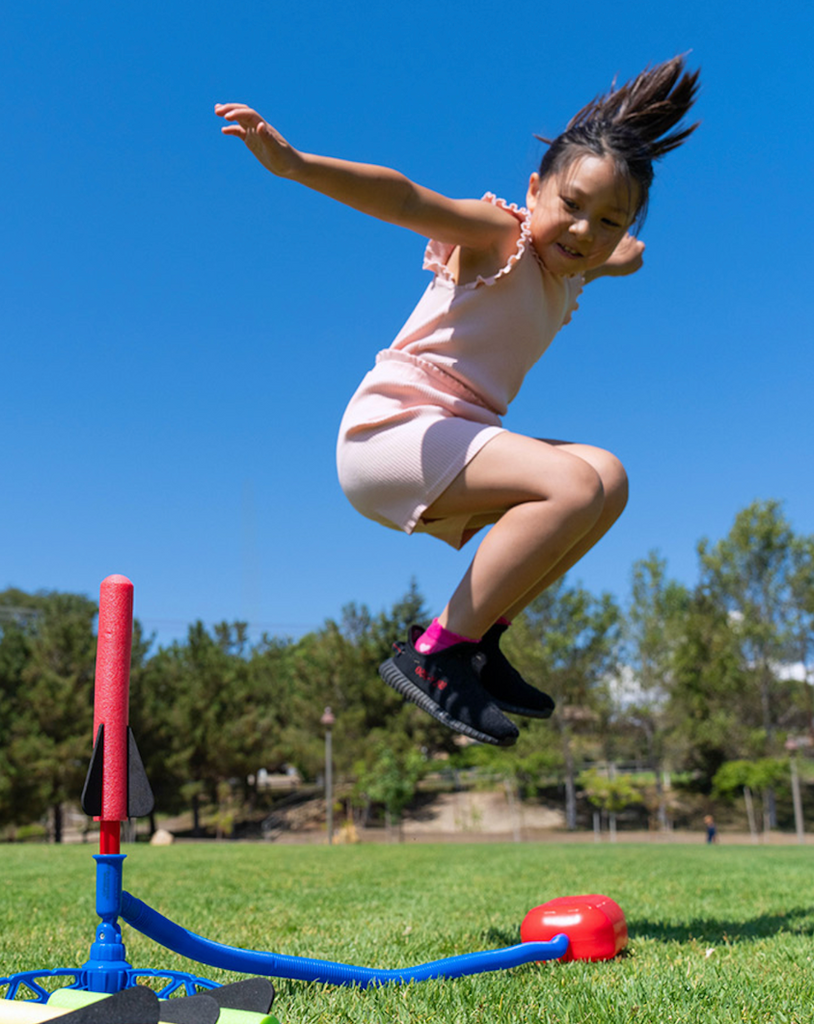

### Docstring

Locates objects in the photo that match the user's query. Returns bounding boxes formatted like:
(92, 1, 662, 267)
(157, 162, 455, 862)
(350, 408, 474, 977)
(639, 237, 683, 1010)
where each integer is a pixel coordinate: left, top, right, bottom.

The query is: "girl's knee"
(596, 451, 629, 518)
(567, 460, 605, 526)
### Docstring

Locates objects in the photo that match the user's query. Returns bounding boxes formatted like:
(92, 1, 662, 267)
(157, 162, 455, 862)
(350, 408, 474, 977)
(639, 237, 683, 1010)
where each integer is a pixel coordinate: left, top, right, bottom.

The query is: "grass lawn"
(1, 841, 813, 1023)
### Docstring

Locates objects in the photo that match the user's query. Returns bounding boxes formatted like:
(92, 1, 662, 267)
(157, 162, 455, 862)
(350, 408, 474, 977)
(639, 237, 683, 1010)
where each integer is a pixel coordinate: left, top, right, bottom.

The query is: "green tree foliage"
(140, 620, 272, 833)
(128, 617, 188, 820)
(579, 767, 642, 837)
(352, 740, 426, 837)
(698, 500, 805, 747)
(503, 580, 621, 829)
(712, 757, 791, 838)
(623, 552, 689, 825)
(0, 588, 97, 838)
(267, 581, 432, 783)
(712, 757, 789, 798)
(666, 589, 752, 790)
(788, 535, 814, 736)
(697, 500, 812, 824)
(0, 598, 32, 825)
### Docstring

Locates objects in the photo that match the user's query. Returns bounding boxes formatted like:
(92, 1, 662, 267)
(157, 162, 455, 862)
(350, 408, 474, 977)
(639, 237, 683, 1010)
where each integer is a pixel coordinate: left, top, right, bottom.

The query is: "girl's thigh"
(423, 432, 613, 521)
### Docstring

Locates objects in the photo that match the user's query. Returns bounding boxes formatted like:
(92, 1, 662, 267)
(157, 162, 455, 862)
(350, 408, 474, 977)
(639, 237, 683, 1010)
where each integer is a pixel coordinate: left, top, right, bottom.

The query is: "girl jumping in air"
(216, 56, 699, 748)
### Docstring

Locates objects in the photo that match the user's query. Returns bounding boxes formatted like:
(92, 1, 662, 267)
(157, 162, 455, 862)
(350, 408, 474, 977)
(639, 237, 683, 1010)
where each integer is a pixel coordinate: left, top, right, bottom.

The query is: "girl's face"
(527, 154, 639, 276)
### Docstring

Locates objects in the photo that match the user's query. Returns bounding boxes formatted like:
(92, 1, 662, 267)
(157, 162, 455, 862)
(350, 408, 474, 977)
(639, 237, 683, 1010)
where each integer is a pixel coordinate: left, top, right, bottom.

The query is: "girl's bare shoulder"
(446, 212, 523, 286)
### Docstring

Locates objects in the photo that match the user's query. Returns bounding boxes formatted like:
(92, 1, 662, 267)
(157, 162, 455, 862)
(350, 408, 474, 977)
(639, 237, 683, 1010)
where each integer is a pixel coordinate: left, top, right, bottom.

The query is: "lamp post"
(320, 706, 336, 845)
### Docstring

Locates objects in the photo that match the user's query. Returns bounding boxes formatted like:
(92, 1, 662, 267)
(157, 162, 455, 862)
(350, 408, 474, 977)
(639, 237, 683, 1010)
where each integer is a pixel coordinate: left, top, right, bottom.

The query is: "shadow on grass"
(630, 907, 814, 944)
(481, 908, 814, 950)
(481, 927, 529, 947)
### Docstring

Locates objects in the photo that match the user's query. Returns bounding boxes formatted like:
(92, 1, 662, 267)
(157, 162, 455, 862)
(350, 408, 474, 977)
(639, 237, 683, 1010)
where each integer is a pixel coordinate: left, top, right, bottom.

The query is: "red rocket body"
(95, 575, 133, 831)
(82, 575, 154, 854)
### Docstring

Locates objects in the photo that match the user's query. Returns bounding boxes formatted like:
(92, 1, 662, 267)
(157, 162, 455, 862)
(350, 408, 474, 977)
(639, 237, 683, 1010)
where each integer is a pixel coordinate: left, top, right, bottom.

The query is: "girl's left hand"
(600, 232, 645, 277)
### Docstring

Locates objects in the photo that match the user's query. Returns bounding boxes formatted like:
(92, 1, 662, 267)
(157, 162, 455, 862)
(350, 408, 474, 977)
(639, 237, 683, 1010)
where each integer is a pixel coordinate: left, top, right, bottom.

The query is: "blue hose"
(120, 891, 568, 988)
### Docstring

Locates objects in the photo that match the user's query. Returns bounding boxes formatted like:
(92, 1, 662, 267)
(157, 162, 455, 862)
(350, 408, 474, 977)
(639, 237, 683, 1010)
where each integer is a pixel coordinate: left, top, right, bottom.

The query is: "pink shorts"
(336, 350, 505, 549)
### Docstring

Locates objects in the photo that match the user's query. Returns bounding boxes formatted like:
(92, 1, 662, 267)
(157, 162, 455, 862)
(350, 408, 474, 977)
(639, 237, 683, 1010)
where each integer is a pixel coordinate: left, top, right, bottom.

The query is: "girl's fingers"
(215, 102, 252, 115)
(215, 103, 263, 126)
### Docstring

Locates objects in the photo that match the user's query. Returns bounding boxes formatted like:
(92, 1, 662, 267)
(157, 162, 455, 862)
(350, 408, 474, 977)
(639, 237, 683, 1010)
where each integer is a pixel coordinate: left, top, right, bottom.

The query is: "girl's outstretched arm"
(215, 103, 517, 252)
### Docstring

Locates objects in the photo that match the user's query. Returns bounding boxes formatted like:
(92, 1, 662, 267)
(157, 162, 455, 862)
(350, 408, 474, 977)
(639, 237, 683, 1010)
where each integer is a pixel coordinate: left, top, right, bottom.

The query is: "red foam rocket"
(81, 575, 154, 853)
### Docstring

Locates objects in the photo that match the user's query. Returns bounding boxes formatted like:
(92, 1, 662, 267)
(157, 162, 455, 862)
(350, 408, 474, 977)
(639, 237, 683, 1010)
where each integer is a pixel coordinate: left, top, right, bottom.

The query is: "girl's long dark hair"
(538, 56, 700, 228)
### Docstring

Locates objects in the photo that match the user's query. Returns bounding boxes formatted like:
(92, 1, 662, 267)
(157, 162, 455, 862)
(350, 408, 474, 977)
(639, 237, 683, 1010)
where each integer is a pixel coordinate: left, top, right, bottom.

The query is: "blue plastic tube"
(120, 891, 568, 988)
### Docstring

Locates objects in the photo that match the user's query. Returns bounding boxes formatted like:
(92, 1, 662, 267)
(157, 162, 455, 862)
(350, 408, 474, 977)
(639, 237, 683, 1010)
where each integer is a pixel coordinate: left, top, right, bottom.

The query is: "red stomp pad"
(520, 894, 628, 962)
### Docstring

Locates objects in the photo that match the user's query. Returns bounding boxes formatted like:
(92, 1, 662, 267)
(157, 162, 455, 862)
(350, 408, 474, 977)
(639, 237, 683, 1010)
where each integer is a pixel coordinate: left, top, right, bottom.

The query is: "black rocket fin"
(81, 724, 104, 817)
(127, 726, 155, 818)
(158, 993, 220, 1024)
(58, 985, 159, 1024)
(207, 978, 276, 1013)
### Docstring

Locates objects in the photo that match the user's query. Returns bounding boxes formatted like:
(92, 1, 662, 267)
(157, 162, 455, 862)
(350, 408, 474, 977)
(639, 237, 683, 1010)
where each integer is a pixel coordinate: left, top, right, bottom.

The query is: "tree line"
(1, 500, 812, 841)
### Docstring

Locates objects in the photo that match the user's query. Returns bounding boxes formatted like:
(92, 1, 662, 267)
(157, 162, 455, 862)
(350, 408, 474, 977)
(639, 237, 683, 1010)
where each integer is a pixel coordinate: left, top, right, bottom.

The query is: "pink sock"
(497, 616, 512, 627)
(415, 618, 480, 654)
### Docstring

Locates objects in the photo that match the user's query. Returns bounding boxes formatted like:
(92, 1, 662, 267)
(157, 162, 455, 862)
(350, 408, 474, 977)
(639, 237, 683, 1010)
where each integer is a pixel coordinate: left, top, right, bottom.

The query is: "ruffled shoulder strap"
(422, 194, 535, 289)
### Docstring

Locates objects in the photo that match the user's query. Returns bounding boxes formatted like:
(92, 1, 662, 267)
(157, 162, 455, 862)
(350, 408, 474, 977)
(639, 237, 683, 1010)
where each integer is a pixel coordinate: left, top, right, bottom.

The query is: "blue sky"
(3, 0, 812, 648)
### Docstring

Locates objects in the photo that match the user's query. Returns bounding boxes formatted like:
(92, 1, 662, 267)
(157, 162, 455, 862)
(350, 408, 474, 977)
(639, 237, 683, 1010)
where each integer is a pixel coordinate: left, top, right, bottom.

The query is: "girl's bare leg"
(501, 441, 628, 620)
(421, 433, 627, 637)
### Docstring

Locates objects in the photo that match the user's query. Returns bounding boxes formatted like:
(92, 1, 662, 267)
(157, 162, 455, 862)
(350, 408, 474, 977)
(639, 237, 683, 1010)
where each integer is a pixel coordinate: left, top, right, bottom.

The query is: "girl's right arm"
(215, 104, 517, 254)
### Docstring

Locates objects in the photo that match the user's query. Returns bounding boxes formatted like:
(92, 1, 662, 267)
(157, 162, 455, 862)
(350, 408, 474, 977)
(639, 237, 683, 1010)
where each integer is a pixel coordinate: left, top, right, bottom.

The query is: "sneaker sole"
(379, 658, 518, 747)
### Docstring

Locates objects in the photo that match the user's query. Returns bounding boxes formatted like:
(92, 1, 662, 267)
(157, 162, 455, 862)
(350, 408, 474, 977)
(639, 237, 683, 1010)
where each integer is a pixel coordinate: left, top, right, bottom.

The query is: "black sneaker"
(477, 623, 555, 719)
(379, 626, 519, 746)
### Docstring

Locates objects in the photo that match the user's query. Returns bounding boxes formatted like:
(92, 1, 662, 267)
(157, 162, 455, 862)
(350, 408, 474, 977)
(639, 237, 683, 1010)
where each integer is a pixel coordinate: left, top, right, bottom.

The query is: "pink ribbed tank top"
(389, 194, 583, 416)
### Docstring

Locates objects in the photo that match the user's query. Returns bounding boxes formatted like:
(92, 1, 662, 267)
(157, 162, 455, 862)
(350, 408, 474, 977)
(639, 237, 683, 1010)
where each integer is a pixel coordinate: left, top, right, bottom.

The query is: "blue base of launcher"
(1, 850, 569, 999)
(1, 854, 219, 1002)
(0, 968, 217, 1003)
